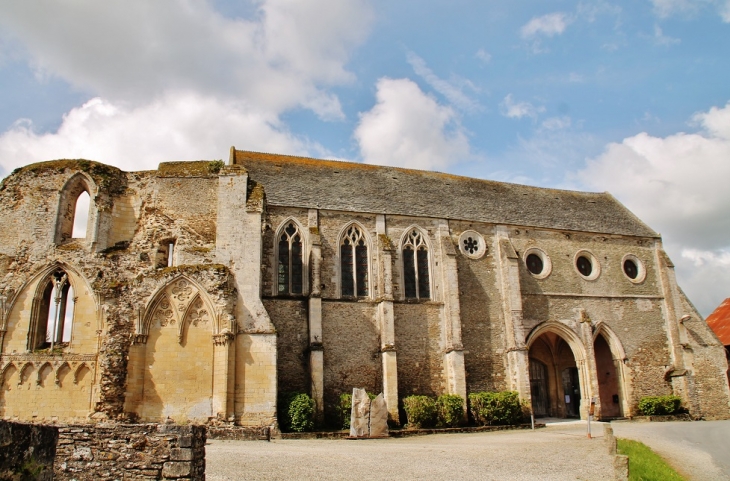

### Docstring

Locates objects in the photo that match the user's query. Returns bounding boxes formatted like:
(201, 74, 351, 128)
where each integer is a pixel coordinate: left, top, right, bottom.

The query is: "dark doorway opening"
(528, 331, 583, 418)
(594, 334, 623, 419)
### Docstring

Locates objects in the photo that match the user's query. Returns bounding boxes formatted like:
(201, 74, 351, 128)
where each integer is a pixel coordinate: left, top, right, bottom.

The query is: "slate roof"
(706, 298, 730, 346)
(233, 150, 659, 238)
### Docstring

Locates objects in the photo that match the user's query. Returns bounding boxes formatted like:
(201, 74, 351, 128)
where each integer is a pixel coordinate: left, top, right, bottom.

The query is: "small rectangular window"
(167, 242, 175, 267)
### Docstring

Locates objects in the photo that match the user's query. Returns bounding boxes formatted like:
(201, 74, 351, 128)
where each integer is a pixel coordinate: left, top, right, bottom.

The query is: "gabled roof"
(706, 298, 730, 346)
(233, 150, 659, 238)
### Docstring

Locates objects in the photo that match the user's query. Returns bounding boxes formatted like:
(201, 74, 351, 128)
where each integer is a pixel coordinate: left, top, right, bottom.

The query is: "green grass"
(617, 438, 685, 481)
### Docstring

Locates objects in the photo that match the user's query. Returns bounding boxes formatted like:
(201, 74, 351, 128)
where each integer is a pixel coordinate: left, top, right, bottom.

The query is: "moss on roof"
(11, 159, 127, 196)
(157, 160, 224, 177)
(234, 149, 659, 238)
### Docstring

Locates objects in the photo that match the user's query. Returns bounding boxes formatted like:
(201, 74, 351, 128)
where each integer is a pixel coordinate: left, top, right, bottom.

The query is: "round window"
(458, 230, 487, 259)
(574, 250, 600, 281)
(523, 247, 552, 279)
(622, 254, 646, 283)
(576, 256, 592, 277)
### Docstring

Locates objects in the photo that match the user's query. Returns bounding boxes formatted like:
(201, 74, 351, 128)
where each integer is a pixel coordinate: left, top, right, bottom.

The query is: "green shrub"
(339, 393, 352, 430)
(468, 391, 522, 426)
(638, 395, 682, 416)
(278, 392, 315, 432)
(436, 394, 464, 427)
(403, 395, 437, 428)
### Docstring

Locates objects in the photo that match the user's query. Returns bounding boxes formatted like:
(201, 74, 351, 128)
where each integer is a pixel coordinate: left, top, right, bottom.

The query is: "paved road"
(611, 419, 730, 481)
(207, 423, 614, 480)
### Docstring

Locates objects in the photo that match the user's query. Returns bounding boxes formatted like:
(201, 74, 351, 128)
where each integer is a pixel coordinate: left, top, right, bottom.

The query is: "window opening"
(278, 223, 303, 295)
(576, 255, 592, 277)
(156, 240, 176, 268)
(42, 271, 75, 349)
(167, 242, 175, 267)
(463, 236, 479, 255)
(341, 225, 368, 297)
(403, 229, 430, 299)
(623, 259, 638, 279)
(71, 191, 90, 239)
(526, 253, 544, 275)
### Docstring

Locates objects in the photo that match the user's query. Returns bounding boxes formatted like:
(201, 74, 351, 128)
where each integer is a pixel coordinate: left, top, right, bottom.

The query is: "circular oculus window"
(458, 230, 487, 259)
(574, 250, 601, 281)
(523, 247, 552, 279)
(622, 254, 646, 283)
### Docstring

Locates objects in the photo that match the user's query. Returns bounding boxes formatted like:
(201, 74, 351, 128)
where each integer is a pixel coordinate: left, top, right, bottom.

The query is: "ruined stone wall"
(0, 420, 57, 480)
(264, 298, 309, 395)
(393, 303, 444, 398)
(54, 423, 205, 481)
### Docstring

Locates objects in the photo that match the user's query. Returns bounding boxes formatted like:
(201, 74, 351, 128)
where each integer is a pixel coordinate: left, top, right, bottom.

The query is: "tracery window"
(278, 222, 303, 295)
(402, 229, 430, 299)
(341, 225, 368, 297)
(30, 270, 75, 350)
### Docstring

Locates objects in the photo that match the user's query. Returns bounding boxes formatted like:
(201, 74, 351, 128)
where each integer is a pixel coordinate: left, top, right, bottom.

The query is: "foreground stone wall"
(54, 423, 205, 481)
(0, 420, 57, 480)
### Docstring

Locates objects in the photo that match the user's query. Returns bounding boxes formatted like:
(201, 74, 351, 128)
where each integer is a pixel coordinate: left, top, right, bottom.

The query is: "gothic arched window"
(341, 225, 368, 297)
(402, 229, 430, 299)
(56, 174, 94, 244)
(278, 222, 303, 295)
(29, 270, 76, 350)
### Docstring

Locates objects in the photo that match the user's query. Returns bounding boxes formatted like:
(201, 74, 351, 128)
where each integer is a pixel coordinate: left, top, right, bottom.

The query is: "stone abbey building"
(0, 148, 728, 427)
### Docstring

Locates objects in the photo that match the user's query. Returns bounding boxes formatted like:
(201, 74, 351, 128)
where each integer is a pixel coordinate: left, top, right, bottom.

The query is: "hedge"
(278, 392, 315, 432)
(468, 391, 523, 426)
(637, 395, 682, 416)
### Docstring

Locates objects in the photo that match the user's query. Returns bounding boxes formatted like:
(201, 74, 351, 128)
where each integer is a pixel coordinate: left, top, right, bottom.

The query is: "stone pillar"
(216, 154, 277, 426)
(654, 242, 696, 413)
(376, 215, 399, 423)
(308, 209, 325, 424)
(436, 220, 467, 403)
(578, 309, 599, 420)
(494, 227, 531, 403)
(212, 331, 235, 420)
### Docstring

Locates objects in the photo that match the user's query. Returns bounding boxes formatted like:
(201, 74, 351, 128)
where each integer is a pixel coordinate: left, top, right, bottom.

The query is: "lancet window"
(341, 225, 368, 297)
(30, 270, 75, 350)
(278, 222, 303, 295)
(402, 229, 430, 299)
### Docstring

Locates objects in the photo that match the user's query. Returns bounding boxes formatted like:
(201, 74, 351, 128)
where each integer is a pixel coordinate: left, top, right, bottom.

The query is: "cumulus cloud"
(0, 0, 373, 119)
(576, 101, 730, 314)
(651, 0, 730, 21)
(520, 13, 572, 38)
(0, 93, 310, 173)
(354, 78, 470, 171)
(500, 94, 546, 120)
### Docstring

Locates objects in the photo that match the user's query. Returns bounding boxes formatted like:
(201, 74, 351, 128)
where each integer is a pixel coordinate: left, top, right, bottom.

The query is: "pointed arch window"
(30, 270, 76, 350)
(341, 225, 368, 297)
(278, 222, 303, 295)
(403, 229, 430, 299)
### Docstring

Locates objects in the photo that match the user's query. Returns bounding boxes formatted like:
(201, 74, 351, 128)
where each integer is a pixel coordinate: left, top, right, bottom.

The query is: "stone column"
(308, 209, 325, 424)
(654, 242, 697, 413)
(494, 227, 531, 403)
(212, 331, 235, 420)
(436, 220, 467, 403)
(375, 215, 399, 423)
(578, 309, 599, 420)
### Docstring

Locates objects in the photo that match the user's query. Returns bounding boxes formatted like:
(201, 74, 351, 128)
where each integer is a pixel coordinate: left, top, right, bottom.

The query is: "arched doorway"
(592, 327, 628, 419)
(527, 327, 585, 419)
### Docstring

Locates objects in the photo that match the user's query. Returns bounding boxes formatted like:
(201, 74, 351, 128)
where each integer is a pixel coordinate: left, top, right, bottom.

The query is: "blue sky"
(1, 0, 729, 315)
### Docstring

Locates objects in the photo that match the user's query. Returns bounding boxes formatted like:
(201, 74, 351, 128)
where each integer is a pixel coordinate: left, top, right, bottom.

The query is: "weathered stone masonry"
(0, 149, 728, 430)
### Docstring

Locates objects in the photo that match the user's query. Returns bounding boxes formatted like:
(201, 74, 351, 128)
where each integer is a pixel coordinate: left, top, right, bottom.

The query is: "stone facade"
(0, 149, 728, 430)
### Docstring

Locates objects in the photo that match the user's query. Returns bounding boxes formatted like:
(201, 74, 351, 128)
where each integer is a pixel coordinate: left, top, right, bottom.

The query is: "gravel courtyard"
(206, 422, 614, 481)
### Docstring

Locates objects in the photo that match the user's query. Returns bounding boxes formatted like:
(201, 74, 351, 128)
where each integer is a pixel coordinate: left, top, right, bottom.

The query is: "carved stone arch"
(272, 217, 309, 296)
(56, 362, 72, 387)
(526, 321, 587, 362)
(397, 225, 434, 300)
(592, 322, 627, 361)
(19, 363, 35, 386)
(6, 260, 97, 331)
(74, 363, 91, 385)
(178, 292, 215, 343)
(37, 362, 53, 386)
(139, 274, 219, 342)
(0, 362, 16, 381)
(55, 172, 98, 244)
(336, 221, 374, 298)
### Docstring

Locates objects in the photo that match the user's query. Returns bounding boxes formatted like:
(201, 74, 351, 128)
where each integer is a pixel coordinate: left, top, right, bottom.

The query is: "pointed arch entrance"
(527, 323, 588, 419)
(593, 323, 629, 419)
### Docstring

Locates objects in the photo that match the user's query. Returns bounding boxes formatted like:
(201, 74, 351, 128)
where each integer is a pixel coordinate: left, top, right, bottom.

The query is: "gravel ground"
(611, 420, 730, 481)
(206, 422, 614, 480)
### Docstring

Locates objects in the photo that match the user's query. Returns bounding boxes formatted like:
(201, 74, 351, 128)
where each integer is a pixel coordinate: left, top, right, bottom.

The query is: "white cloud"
(0, 93, 311, 173)
(500, 94, 546, 120)
(0, 0, 373, 119)
(354, 78, 471, 171)
(576, 101, 730, 314)
(520, 13, 572, 38)
(650, 0, 730, 22)
(653, 25, 681, 46)
(406, 52, 479, 113)
(475, 49, 492, 64)
(541, 116, 572, 130)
